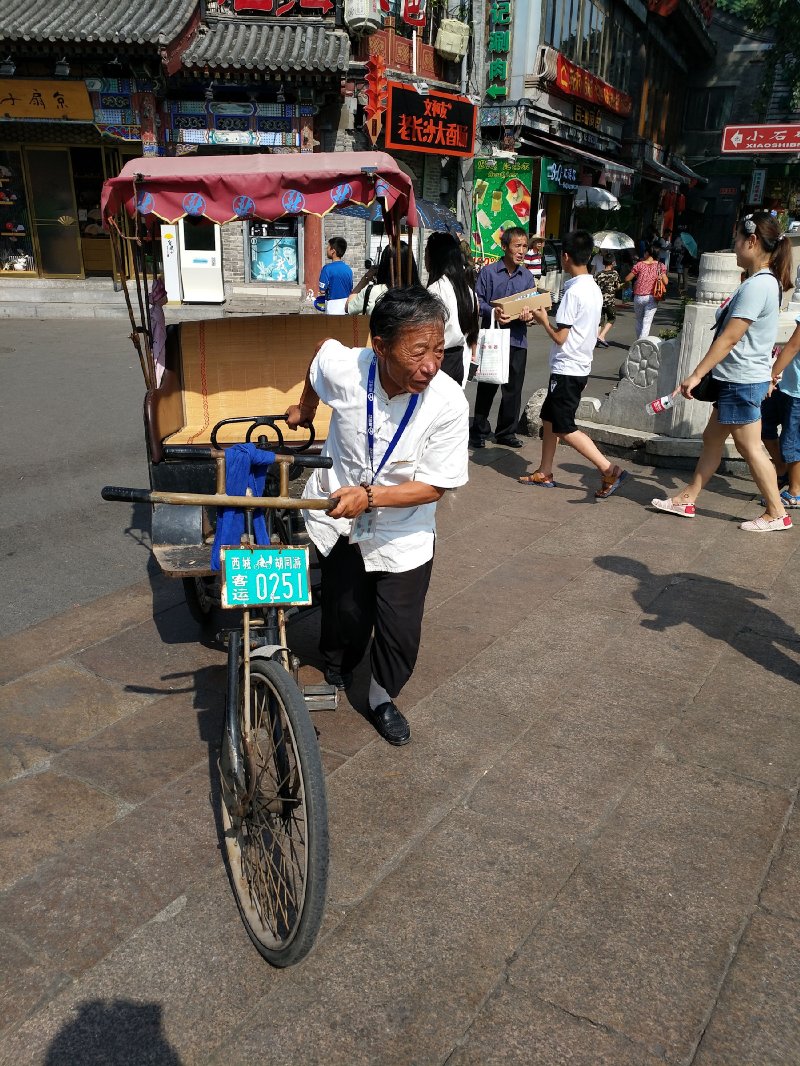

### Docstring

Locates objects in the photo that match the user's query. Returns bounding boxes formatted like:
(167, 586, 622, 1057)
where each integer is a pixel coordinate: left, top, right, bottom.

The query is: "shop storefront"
(0, 77, 155, 278)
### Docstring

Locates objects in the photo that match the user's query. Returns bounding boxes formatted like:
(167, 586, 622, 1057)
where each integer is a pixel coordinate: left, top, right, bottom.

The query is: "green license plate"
(220, 546, 312, 609)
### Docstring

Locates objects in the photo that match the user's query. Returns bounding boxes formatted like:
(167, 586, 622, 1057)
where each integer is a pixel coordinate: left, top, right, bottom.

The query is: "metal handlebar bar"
(101, 486, 337, 511)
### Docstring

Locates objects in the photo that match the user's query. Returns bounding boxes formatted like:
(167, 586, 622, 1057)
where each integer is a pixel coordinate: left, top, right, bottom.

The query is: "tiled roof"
(0, 2, 197, 45)
(182, 21, 350, 73)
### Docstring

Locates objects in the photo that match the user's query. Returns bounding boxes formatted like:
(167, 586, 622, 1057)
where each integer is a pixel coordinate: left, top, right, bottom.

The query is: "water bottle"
(645, 392, 676, 415)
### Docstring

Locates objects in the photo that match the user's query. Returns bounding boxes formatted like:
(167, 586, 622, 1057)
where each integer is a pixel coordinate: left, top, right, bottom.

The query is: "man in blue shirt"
(472, 226, 536, 447)
(318, 237, 354, 315)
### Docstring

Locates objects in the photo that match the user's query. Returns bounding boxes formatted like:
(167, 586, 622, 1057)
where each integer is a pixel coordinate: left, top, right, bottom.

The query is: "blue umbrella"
(679, 232, 698, 258)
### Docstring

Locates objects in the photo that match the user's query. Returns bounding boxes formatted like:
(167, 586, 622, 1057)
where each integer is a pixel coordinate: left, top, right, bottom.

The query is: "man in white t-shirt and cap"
(285, 285, 469, 746)
(517, 229, 629, 499)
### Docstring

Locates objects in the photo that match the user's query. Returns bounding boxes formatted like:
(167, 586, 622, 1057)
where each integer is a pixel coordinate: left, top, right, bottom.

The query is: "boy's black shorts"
(540, 373, 589, 435)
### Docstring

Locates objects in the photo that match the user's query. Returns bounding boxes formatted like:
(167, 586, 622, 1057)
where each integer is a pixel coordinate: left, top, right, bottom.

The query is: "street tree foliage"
(716, 0, 800, 110)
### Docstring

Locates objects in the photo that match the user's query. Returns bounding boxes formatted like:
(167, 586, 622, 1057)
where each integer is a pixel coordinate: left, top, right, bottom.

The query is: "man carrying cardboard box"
(471, 226, 537, 448)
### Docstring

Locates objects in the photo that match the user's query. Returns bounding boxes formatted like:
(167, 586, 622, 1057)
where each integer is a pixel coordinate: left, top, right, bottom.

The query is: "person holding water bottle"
(651, 212, 794, 531)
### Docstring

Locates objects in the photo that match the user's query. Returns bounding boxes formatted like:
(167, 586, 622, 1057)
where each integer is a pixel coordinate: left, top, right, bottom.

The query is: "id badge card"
(349, 511, 376, 543)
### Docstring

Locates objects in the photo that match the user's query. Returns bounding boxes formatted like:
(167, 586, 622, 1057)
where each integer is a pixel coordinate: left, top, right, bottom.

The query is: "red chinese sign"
(554, 53, 632, 118)
(384, 81, 476, 158)
(722, 124, 800, 153)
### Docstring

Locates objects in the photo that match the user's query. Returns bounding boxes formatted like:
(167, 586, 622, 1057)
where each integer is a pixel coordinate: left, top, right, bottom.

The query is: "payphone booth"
(177, 217, 224, 303)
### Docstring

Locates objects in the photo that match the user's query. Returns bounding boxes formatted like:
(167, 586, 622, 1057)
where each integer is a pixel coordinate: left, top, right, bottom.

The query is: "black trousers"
(317, 536, 434, 699)
(441, 345, 465, 388)
(471, 344, 527, 440)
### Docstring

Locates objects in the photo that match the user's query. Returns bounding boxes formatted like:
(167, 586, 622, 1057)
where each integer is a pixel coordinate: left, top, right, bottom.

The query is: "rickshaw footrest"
(303, 684, 339, 712)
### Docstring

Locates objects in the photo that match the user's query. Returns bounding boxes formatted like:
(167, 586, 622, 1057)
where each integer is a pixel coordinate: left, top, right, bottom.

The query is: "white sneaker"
(652, 497, 696, 518)
(739, 515, 793, 532)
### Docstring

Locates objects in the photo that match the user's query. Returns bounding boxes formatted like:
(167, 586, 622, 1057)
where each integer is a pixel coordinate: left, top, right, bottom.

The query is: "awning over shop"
(672, 158, 709, 185)
(181, 21, 350, 74)
(521, 134, 634, 185)
(643, 158, 685, 187)
(0, 1, 196, 44)
(334, 199, 462, 235)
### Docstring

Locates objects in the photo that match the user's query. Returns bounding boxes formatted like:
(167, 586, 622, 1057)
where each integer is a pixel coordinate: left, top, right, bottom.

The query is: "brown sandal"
(595, 466, 629, 499)
(518, 471, 556, 488)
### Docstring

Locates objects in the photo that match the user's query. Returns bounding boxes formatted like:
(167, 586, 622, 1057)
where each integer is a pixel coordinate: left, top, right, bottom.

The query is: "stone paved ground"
(1, 436, 799, 1065)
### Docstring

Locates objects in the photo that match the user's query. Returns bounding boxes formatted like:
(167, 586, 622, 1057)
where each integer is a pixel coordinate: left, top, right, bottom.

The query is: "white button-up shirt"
(302, 339, 469, 573)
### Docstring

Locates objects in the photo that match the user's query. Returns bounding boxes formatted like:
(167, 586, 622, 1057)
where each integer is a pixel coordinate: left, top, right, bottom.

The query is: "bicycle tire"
(219, 657, 329, 967)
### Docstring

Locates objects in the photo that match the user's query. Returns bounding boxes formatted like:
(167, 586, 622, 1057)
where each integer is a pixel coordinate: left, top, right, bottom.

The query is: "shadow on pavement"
(44, 999, 182, 1065)
(596, 555, 800, 684)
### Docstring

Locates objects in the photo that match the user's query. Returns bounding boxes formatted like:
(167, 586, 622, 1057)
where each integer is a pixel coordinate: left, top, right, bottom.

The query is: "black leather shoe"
(495, 435, 524, 448)
(324, 667, 353, 690)
(367, 701, 410, 746)
(468, 436, 485, 449)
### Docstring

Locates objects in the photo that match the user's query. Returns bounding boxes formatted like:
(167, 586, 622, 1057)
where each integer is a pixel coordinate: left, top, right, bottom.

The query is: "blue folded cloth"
(211, 443, 276, 571)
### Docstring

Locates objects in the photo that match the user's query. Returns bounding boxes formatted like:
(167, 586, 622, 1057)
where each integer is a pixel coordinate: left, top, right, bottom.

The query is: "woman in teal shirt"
(652, 211, 794, 532)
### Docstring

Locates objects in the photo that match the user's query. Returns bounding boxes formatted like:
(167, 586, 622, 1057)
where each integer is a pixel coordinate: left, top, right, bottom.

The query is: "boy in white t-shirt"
(518, 229, 629, 499)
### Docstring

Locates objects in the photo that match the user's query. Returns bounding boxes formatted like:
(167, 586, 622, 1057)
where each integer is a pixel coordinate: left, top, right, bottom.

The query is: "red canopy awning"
(101, 151, 418, 229)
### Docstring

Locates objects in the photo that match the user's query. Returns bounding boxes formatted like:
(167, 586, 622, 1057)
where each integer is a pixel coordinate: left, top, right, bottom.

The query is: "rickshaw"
(100, 152, 419, 966)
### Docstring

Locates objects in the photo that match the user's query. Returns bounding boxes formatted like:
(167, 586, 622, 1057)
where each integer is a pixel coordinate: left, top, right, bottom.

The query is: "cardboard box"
(491, 289, 552, 321)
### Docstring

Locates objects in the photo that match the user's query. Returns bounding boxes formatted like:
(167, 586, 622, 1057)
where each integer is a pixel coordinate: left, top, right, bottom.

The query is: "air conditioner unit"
(434, 19, 470, 62)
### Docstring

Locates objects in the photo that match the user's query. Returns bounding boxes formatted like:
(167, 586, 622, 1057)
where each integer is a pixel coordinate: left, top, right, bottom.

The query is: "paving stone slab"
(694, 911, 800, 1066)
(76, 607, 226, 692)
(324, 687, 527, 906)
(425, 550, 592, 635)
(52, 688, 224, 805)
(0, 579, 183, 686)
(206, 807, 581, 1066)
(664, 700, 800, 788)
(691, 526, 799, 591)
(466, 711, 655, 844)
(449, 986, 664, 1066)
(708, 631, 800, 708)
(0, 762, 218, 978)
(0, 866, 272, 1066)
(760, 806, 800, 922)
(0, 660, 156, 783)
(0, 929, 72, 1043)
(508, 760, 790, 1063)
(0, 771, 120, 891)
(426, 511, 557, 610)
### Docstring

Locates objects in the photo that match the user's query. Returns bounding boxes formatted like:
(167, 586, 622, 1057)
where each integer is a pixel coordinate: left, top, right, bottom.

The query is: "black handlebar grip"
(161, 445, 216, 460)
(102, 486, 153, 503)
(276, 454, 333, 469)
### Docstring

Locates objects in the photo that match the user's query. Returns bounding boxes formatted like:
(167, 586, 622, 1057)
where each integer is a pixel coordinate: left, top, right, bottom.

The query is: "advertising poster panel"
(471, 158, 534, 262)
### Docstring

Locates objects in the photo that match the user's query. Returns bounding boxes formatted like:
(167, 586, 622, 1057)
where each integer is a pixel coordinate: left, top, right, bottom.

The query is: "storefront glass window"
(246, 218, 300, 283)
(0, 149, 36, 273)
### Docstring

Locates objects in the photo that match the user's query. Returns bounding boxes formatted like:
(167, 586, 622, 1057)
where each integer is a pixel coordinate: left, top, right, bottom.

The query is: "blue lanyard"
(366, 356, 418, 484)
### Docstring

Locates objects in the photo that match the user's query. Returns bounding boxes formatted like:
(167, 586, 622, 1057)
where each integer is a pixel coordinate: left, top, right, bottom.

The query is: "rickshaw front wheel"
(220, 658, 329, 967)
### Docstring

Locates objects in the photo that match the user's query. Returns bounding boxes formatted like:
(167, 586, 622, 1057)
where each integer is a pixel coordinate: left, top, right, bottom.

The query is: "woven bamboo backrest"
(164, 315, 370, 445)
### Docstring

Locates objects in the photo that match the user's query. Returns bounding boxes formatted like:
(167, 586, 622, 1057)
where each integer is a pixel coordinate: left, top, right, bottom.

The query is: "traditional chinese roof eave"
(181, 21, 350, 75)
(0, 2, 198, 46)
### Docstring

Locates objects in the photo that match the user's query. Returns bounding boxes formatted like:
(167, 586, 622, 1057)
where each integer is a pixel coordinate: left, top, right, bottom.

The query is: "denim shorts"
(715, 380, 770, 426)
(778, 391, 800, 463)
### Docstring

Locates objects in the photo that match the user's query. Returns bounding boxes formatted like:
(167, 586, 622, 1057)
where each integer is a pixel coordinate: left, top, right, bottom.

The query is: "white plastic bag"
(474, 316, 510, 385)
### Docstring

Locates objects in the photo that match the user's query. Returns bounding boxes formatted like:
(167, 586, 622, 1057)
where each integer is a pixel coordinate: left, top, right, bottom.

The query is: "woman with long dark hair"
(347, 242, 420, 316)
(425, 231, 479, 387)
(652, 211, 795, 532)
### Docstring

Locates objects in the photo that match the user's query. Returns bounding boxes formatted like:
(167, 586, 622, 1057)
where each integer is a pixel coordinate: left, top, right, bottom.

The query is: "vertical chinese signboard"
(486, 1, 512, 100)
(471, 157, 533, 261)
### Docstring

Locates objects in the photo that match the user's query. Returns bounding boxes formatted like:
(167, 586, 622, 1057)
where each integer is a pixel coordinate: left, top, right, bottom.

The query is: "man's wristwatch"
(360, 482, 374, 512)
